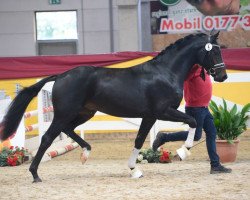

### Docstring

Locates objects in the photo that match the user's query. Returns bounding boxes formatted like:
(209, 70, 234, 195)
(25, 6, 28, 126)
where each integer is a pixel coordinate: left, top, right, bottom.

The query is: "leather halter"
(207, 44, 225, 75)
(200, 43, 225, 80)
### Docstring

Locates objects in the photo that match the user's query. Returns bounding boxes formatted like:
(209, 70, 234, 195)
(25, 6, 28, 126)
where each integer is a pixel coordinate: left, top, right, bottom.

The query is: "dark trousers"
(161, 106, 220, 167)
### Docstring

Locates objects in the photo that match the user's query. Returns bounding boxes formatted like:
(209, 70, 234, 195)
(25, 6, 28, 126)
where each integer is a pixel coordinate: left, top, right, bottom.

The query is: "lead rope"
(200, 67, 206, 81)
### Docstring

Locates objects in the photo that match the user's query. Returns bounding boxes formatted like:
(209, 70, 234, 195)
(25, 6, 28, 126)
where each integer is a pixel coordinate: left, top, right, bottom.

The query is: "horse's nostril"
(223, 74, 228, 81)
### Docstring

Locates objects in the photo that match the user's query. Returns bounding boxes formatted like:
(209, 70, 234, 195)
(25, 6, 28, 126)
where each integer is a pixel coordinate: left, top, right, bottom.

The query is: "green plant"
(209, 99, 250, 143)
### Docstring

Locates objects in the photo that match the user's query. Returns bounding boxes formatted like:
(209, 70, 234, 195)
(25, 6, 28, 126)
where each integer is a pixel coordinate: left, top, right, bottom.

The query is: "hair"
(152, 33, 207, 61)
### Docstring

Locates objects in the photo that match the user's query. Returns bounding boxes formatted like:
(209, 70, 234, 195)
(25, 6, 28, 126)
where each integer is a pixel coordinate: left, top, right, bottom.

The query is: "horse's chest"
(150, 83, 182, 99)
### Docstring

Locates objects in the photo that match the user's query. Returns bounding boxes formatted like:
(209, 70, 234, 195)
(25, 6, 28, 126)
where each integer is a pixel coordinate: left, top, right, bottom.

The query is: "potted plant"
(209, 99, 250, 163)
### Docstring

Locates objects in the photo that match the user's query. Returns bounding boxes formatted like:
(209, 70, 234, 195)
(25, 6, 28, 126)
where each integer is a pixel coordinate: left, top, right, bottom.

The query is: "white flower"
(141, 160, 148, 164)
(137, 154, 143, 162)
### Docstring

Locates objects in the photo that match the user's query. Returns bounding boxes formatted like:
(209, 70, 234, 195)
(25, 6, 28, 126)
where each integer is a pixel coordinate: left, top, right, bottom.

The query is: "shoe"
(152, 132, 165, 151)
(210, 165, 232, 174)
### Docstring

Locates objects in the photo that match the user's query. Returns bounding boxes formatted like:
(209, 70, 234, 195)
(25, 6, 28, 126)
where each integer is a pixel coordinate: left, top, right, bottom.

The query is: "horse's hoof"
(80, 148, 90, 164)
(176, 145, 191, 160)
(80, 153, 88, 164)
(130, 167, 143, 179)
(33, 177, 42, 183)
(172, 154, 182, 161)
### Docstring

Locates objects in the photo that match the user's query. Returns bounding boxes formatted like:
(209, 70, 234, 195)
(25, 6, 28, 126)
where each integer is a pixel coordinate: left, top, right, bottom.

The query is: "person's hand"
(187, 0, 240, 16)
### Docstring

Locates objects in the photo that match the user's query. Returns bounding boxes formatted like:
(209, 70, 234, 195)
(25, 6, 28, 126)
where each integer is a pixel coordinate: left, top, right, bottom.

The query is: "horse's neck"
(162, 48, 197, 83)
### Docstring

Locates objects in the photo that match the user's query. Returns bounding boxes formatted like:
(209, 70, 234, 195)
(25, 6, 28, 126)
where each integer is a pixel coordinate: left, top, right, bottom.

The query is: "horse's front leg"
(158, 107, 197, 159)
(128, 118, 156, 178)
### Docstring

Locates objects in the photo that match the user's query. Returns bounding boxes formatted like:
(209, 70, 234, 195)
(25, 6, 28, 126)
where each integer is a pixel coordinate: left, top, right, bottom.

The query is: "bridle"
(201, 43, 225, 77)
(210, 62, 225, 75)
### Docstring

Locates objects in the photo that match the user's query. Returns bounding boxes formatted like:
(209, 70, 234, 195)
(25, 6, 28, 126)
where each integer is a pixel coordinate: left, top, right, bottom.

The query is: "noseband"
(209, 62, 225, 75)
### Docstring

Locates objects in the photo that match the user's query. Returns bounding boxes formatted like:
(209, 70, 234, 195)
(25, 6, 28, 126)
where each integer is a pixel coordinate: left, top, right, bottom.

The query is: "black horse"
(0, 32, 227, 182)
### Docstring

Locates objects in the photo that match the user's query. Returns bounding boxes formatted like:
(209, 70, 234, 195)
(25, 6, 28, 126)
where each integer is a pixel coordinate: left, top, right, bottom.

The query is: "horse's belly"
(85, 101, 146, 118)
(98, 108, 142, 118)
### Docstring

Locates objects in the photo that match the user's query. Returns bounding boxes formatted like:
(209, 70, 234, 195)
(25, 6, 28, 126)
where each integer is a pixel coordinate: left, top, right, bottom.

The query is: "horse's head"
(196, 32, 227, 82)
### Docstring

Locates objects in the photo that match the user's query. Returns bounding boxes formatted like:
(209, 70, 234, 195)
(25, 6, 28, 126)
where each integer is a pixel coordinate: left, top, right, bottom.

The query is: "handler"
(187, 0, 240, 16)
(152, 64, 232, 174)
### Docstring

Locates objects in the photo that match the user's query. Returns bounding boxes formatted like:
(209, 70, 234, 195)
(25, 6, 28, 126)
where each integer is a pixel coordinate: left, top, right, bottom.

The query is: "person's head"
(187, 0, 240, 16)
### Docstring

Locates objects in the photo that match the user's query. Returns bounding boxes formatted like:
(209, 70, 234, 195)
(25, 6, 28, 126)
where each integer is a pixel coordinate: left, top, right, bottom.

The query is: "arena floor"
(1, 131, 250, 200)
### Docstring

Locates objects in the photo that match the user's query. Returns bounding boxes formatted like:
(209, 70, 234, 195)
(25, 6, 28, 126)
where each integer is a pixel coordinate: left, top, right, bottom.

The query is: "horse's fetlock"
(29, 166, 35, 173)
(86, 144, 91, 151)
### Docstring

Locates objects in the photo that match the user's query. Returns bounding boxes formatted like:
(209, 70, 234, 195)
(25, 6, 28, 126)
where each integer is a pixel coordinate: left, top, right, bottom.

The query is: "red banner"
(0, 49, 249, 80)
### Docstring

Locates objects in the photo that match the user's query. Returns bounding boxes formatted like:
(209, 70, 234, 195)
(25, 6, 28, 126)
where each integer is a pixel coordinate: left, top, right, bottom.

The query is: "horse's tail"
(0, 75, 57, 141)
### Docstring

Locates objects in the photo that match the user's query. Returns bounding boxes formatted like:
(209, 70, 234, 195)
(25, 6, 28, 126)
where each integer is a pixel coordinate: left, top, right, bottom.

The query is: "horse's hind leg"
(63, 110, 96, 164)
(29, 121, 62, 183)
(128, 117, 156, 178)
(64, 130, 91, 164)
(65, 130, 91, 150)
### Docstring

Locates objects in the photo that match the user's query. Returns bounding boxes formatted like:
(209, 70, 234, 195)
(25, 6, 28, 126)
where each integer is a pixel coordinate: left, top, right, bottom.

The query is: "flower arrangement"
(137, 147, 172, 164)
(0, 146, 28, 167)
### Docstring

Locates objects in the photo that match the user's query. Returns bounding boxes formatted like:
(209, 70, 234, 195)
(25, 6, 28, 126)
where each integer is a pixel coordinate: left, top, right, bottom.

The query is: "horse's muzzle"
(222, 74, 228, 81)
(214, 74, 228, 82)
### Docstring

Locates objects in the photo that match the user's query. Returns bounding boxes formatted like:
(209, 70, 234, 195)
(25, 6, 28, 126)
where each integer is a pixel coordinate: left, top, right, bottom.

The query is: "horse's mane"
(152, 33, 207, 61)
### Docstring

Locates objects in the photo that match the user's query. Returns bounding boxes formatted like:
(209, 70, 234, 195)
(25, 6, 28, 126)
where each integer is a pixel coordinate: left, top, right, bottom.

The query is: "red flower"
(7, 155, 18, 166)
(162, 151, 169, 159)
(159, 150, 171, 163)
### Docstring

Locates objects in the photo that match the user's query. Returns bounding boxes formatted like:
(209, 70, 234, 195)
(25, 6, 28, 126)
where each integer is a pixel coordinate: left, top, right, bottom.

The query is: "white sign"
(160, 14, 250, 33)
(151, 1, 250, 34)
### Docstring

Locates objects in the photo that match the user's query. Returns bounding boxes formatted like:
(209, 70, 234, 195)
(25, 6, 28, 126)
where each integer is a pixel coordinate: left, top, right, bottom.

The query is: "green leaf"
(230, 104, 237, 116)
(241, 103, 250, 116)
(209, 100, 219, 112)
(227, 139, 234, 144)
(222, 99, 228, 110)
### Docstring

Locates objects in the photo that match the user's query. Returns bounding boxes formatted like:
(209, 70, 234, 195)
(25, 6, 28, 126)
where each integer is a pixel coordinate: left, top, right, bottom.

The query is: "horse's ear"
(213, 31, 220, 38)
(211, 30, 220, 41)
